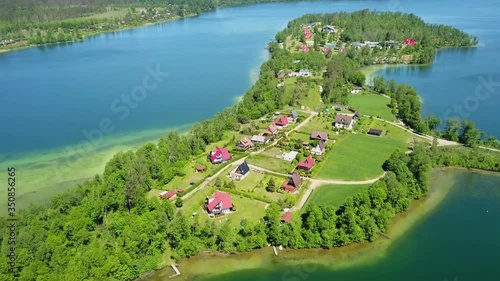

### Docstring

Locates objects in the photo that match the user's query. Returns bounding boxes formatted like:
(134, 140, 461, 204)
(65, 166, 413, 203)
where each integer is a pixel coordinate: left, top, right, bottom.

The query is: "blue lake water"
(1, 0, 499, 207)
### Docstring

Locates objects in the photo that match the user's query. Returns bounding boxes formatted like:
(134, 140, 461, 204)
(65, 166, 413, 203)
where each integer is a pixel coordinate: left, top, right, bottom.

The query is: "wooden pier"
(272, 246, 278, 256)
(169, 264, 181, 278)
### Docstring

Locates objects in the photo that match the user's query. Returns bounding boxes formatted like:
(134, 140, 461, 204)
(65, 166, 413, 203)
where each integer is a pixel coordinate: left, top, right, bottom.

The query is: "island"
(1, 9, 499, 281)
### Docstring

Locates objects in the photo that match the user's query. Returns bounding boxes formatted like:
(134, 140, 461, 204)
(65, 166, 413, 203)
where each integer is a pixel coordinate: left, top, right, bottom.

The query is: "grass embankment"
(306, 184, 371, 209)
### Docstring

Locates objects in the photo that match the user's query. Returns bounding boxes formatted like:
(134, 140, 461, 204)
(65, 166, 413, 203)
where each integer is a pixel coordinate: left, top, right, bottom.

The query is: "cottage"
(206, 191, 233, 215)
(209, 147, 231, 164)
(368, 128, 384, 136)
(298, 69, 312, 77)
(352, 42, 365, 49)
(281, 211, 293, 223)
(274, 115, 289, 128)
(160, 190, 177, 200)
(283, 151, 299, 162)
(297, 155, 315, 170)
(322, 25, 336, 33)
(353, 111, 361, 119)
(311, 140, 326, 156)
(334, 114, 355, 130)
(308, 22, 318, 28)
(310, 131, 329, 142)
(350, 87, 362, 94)
(195, 165, 206, 173)
(230, 161, 250, 180)
(402, 38, 415, 46)
(263, 123, 278, 135)
(289, 109, 299, 121)
(238, 137, 254, 150)
(364, 41, 380, 48)
(281, 171, 302, 192)
(251, 135, 267, 144)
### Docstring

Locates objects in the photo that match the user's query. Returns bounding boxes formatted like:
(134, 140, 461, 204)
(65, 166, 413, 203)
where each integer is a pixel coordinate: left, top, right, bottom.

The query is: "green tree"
(266, 178, 276, 192)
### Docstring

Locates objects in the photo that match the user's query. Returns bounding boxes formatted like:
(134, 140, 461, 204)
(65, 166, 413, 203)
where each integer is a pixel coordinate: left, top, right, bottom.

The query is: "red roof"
(281, 211, 293, 223)
(274, 115, 289, 127)
(297, 155, 315, 170)
(281, 179, 297, 192)
(206, 191, 233, 212)
(177, 189, 184, 193)
(403, 38, 415, 46)
(209, 147, 231, 163)
(160, 190, 177, 199)
(195, 165, 206, 171)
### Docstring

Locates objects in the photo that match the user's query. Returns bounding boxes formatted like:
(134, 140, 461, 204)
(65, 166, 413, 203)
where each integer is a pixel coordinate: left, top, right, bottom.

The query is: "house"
(368, 128, 384, 136)
(281, 211, 293, 223)
(289, 109, 299, 121)
(230, 161, 250, 180)
(322, 25, 336, 33)
(206, 190, 233, 215)
(351, 87, 362, 94)
(238, 137, 254, 150)
(251, 135, 267, 144)
(364, 41, 380, 48)
(352, 42, 365, 49)
(403, 38, 415, 46)
(334, 114, 355, 130)
(283, 151, 299, 162)
(298, 69, 312, 77)
(311, 140, 326, 156)
(274, 115, 289, 128)
(297, 155, 315, 170)
(310, 131, 329, 142)
(209, 147, 231, 164)
(281, 171, 302, 192)
(160, 190, 177, 200)
(308, 22, 317, 28)
(195, 165, 206, 173)
(263, 123, 278, 135)
(353, 111, 361, 119)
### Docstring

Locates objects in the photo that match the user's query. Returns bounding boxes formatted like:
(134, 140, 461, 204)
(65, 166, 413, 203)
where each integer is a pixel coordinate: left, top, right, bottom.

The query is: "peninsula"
(1, 10, 499, 281)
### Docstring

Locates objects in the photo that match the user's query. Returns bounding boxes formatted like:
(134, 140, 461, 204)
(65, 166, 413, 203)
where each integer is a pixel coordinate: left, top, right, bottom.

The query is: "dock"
(378, 232, 391, 239)
(169, 264, 181, 278)
(272, 246, 278, 256)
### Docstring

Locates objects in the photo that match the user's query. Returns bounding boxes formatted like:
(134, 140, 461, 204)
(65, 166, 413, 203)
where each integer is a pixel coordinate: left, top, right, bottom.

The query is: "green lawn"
(295, 115, 332, 135)
(355, 118, 408, 142)
(234, 172, 288, 202)
(315, 133, 407, 181)
(349, 93, 397, 122)
(246, 154, 295, 174)
(306, 184, 371, 209)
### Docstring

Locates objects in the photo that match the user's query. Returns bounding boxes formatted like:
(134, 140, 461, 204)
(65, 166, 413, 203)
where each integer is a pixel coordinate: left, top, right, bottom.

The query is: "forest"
(0, 10, 493, 281)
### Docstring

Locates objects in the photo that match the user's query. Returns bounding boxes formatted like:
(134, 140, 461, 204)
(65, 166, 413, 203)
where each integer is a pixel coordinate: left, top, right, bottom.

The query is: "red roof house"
(263, 123, 278, 136)
(274, 115, 289, 127)
(281, 211, 293, 223)
(402, 38, 415, 46)
(281, 171, 302, 192)
(160, 190, 177, 200)
(209, 147, 231, 164)
(297, 155, 315, 170)
(205, 190, 233, 215)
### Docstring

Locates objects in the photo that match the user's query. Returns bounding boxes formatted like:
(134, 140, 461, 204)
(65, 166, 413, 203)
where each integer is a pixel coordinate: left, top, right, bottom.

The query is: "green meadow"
(306, 184, 371, 209)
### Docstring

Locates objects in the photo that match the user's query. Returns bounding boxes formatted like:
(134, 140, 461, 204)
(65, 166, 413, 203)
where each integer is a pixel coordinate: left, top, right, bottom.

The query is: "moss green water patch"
(315, 133, 406, 181)
(349, 93, 396, 121)
(306, 184, 371, 209)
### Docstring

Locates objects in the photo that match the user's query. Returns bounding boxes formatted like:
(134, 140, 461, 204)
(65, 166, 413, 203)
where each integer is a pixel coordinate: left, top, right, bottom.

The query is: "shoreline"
(140, 168, 479, 281)
(0, 14, 197, 55)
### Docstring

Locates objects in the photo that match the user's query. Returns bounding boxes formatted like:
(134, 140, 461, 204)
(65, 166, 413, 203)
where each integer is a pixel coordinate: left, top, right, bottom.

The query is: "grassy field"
(349, 93, 397, 122)
(246, 154, 295, 174)
(234, 172, 288, 202)
(306, 184, 371, 209)
(315, 133, 408, 181)
(295, 115, 332, 135)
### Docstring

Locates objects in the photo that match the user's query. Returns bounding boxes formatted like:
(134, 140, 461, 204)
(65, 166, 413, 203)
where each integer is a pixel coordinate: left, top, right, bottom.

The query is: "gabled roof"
(251, 135, 266, 143)
(207, 191, 233, 212)
(239, 137, 254, 147)
(236, 161, 250, 175)
(368, 128, 384, 136)
(274, 115, 289, 126)
(281, 211, 293, 223)
(297, 155, 315, 170)
(318, 139, 326, 151)
(209, 147, 231, 163)
(311, 131, 328, 141)
(160, 190, 177, 199)
(290, 171, 301, 186)
(290, 109, 299, 119)
(267, 123, 278, 133)
(335, 114, 353, 125)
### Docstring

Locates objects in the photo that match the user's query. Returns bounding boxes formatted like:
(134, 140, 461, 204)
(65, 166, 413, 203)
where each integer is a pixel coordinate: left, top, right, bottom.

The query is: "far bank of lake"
(143, 168, 500, 281)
